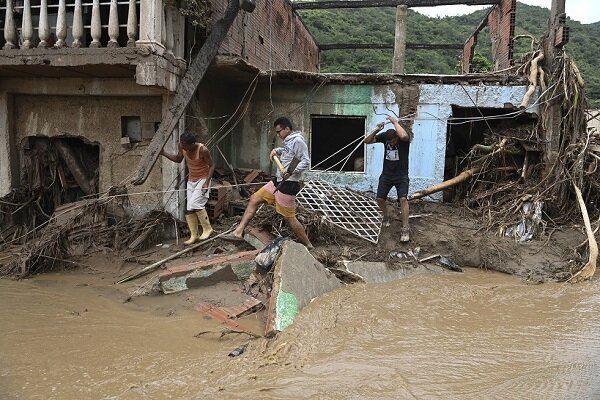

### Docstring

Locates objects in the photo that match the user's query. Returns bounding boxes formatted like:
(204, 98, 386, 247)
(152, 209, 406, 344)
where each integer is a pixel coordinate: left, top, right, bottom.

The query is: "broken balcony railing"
(1, 0, 182, 56)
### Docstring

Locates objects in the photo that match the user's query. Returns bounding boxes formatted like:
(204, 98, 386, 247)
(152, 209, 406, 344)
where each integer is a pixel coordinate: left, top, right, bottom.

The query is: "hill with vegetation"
(297, 2, 600, 107)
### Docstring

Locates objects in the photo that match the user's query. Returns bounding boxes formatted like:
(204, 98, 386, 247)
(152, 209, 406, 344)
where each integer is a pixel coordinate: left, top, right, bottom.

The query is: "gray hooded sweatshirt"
(273, 131, 310, 182)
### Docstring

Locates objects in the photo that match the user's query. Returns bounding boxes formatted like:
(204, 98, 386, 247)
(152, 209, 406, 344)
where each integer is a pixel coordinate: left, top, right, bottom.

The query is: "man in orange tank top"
(160, 132, 214, 245)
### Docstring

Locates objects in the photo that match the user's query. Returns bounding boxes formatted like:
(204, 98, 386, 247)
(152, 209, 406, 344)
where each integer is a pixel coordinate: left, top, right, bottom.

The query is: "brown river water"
(1, 268, 599, 399)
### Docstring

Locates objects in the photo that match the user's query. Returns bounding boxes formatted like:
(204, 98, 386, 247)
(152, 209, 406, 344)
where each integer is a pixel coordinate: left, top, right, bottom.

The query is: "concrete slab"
(344, 261, 437, 284)
(265, 241, 342, 336)
(159, 250, 258, 294)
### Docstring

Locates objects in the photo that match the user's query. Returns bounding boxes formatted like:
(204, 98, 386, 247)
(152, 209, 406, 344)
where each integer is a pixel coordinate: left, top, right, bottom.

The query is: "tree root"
(568, 183, 598, 283)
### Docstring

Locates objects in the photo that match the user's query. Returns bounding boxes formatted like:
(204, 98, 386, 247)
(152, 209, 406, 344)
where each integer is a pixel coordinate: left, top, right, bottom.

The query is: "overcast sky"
(415, 0, 598, 24)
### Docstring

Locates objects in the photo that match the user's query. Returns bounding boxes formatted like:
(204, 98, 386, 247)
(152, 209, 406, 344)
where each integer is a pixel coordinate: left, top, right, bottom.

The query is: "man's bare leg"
(377, 198, 390, 226)
(400, 197, 409, 227)
(286, 216, 313, 249)
(232, 194, 265, 238)
(399, 196, 410, 242)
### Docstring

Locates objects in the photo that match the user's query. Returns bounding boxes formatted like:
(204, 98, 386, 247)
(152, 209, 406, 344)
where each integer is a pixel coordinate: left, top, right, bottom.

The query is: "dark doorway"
(310, 115, 365, 172)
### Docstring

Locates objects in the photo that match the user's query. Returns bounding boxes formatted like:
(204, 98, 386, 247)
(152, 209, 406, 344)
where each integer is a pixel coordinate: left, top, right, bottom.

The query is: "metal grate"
(296, 180, 383, 244)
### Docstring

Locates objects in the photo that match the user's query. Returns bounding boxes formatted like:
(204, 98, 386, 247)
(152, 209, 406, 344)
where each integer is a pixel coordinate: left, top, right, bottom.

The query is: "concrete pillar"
(0, 92, 17, 197)
(137, 0, 166, 52)
(161, 95, 185, 220)
(392, 5, 407, 74)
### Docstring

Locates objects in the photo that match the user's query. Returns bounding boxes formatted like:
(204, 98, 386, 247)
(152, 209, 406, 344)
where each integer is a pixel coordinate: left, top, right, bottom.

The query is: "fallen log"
(568, 183, 598, 283)
(131, 0, 245, 185)
(409, 167, 480, 201)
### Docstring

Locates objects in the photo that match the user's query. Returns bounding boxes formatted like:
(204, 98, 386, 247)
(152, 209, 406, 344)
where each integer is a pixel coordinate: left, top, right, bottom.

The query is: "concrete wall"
(11, 94, 165, 211)
(212, 0, 319, 72)
(0, 76, 190, 217)
(235, 81, 532, 200)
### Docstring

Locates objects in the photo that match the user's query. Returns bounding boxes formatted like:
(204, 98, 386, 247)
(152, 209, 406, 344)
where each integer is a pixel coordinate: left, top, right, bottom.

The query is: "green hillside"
(297, 2, 600, 107)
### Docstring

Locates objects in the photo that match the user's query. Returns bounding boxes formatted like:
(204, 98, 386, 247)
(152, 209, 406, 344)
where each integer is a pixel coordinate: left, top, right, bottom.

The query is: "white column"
(107, 0, 120, 47)
(21, 0, 33, 49)
(173, 9, 186, 62)
(137, 0, 165, 51)
(3, 0, 17, 49)
(90, 0, 102, 48)
(165, 5, 174, 55)
(72, 0, 83, 47)
(38, 0, 50, 47)
(54, 0, 67, 47)
(126, 0, 138, 47)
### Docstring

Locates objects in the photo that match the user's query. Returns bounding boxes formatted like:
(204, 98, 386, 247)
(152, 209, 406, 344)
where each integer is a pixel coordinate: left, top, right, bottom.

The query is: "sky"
(415, 0, 599, 24)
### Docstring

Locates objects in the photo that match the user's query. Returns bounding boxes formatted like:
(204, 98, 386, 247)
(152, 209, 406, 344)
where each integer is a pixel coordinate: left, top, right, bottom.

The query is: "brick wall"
(461, 34, 477, 74)
(488, 0, 516, 70)
(212, 0, 319, 72)
(461, 0, 516, 73)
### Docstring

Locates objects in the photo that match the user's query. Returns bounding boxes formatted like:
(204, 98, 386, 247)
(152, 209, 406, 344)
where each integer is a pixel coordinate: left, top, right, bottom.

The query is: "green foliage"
(298, 2, 600, 107)
(472, 52, 492, 73)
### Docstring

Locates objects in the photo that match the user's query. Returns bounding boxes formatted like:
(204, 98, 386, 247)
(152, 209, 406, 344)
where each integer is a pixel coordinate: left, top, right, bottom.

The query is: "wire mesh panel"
(296, 180, 383, 244)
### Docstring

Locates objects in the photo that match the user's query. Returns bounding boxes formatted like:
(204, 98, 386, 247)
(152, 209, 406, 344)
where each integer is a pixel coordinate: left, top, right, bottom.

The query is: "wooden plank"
(221, 297, 263, 318)
(131, 0, 242, 185)
(293, 0, 499, 10)
(197, 302, 260, 336)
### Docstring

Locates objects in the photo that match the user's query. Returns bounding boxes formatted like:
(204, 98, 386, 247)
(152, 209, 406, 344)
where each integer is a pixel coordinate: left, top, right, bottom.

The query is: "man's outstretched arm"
(160, 143, 184, 163)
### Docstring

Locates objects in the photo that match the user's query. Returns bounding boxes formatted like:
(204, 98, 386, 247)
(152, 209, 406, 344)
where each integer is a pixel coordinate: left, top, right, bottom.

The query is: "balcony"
(0, 0, 186, 89)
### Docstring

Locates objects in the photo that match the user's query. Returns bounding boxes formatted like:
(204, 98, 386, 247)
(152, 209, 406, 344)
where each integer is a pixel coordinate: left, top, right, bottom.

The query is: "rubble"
(159, 250, 259, 294)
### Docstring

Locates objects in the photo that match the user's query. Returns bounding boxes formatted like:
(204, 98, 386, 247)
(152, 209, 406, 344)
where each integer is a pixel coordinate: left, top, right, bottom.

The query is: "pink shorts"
(255, 181, 297, 218)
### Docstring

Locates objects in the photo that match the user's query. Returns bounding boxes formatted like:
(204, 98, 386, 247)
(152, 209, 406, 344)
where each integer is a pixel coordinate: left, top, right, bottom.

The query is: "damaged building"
(0, 0, 532, 221)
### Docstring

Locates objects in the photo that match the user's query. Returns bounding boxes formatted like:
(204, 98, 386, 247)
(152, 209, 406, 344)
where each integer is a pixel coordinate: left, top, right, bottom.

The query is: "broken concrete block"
(265, 241, 342, 336)
(159, 250, 258, 294)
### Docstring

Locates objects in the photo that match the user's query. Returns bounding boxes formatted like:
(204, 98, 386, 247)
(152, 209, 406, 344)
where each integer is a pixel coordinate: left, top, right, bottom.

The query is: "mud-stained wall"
(13, 95, 164, 210)
(234, 81, 532, 200)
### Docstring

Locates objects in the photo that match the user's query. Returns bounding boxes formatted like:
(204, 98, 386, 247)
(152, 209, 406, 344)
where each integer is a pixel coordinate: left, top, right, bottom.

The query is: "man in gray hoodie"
(227, 117, 313, 248)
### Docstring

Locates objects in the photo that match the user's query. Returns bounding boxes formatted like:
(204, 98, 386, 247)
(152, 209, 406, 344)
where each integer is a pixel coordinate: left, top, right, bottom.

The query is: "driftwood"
(519, 52, 544, 108)
(131, 0, 243, 185)
(54, 140, 94, 195)
(409, 168, 480, 201)
(568, 184, 598, 283)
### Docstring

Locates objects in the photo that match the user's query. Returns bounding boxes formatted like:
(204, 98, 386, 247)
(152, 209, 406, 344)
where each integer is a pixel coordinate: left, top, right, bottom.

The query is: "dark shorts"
(377, 175, 409, 200)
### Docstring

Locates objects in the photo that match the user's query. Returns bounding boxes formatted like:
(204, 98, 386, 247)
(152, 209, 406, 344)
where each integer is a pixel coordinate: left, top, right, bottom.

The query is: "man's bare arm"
(388, 116, 410, 142)
(364, 122, 385, 144)
(160, 143, 184, 163)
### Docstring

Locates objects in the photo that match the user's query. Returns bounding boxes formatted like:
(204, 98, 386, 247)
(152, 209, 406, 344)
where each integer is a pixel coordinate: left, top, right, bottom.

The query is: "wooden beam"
(293, 0, 500, 10)
(131, 0, 241, 185)
(392, 5, 407, 73)
(319, 43, 464, 50)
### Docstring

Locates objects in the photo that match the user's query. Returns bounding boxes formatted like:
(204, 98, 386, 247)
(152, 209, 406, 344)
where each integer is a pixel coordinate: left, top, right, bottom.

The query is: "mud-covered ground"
(304, 201, 587, 283)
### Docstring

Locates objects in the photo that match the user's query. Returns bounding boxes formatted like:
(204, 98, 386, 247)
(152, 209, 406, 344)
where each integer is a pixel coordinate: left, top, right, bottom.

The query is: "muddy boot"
(196, 209, 214, 240)
(184, 214, 200, 245)
(400, 226, 410, 242)
(382, 217, 391, 227)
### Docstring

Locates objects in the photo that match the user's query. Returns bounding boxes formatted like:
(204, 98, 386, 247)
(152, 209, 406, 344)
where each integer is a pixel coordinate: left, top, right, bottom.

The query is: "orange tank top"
(184, 146, 210, 182)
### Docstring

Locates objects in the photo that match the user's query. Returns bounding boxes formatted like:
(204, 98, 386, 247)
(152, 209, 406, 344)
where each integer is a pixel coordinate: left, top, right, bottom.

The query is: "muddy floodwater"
(1, 269, 599, 399)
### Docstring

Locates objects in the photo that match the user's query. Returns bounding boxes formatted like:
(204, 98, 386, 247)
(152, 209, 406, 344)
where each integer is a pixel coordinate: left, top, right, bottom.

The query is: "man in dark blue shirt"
(364, 115, 411, 242)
